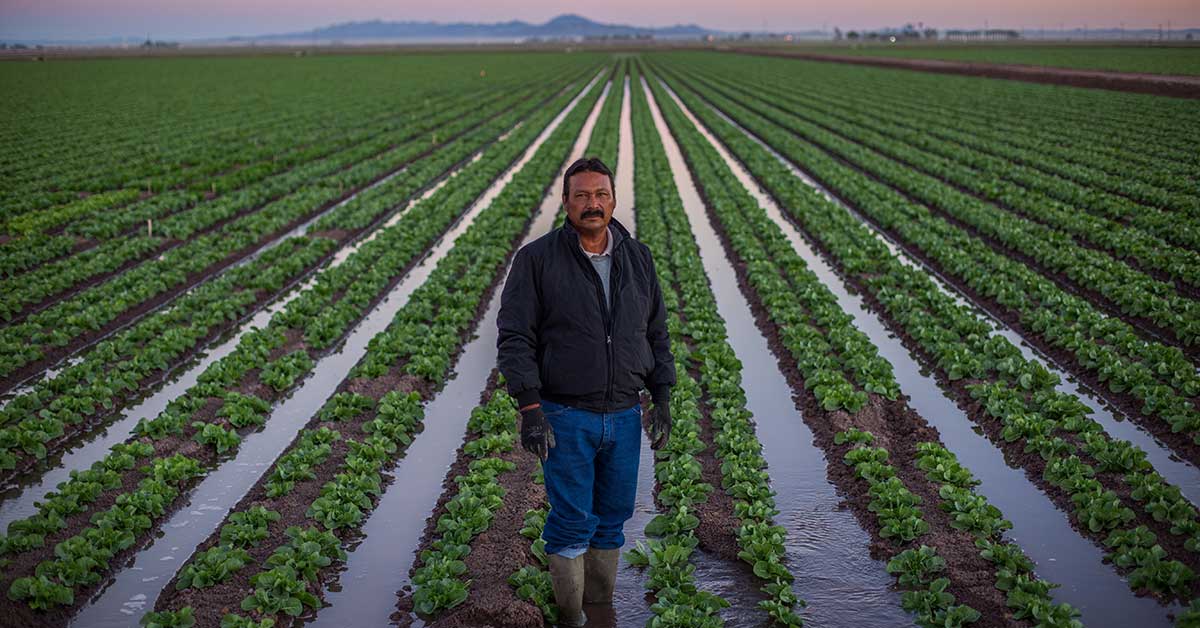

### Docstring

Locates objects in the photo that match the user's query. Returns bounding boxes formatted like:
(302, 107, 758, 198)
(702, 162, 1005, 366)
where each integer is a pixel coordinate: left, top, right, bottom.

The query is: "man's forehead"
(569, 171, 611, 190)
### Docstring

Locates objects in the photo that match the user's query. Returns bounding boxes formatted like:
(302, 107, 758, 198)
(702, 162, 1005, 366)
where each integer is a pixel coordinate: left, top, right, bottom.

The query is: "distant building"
(944, 29, 1021, 41)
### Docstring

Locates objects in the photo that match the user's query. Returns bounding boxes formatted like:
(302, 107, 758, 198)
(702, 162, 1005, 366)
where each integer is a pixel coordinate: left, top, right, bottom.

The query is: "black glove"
(649, 400, 671, 450)
(520, 405, 556, 462)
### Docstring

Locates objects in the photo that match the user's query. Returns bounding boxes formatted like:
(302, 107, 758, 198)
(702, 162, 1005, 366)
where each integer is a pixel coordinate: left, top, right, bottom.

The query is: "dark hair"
(561, 157, 615, 199)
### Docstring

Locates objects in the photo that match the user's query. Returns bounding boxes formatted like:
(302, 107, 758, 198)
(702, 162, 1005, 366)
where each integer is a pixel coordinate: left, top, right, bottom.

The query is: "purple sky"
(2, 0, 1197, 41)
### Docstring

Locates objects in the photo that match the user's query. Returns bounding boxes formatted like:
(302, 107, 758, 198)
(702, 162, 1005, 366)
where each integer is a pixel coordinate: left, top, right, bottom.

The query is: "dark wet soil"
(0, 418, 227, 628)
(148, 366, 437, 627)
(149, 150, 547, 627)
(775, 88, 1200, 301)
(0, 98, 524, 397)
(397, 370, 547, 628)
(693, 80, 1200, 470)
(1, 278, 299, 489)
(693, 109, 1200, 603)
(703, 69, 1198, 362)
(0, 153, 518, 627)
(691, 390, 747, 563)
(692, 160, 1028, 626)
(727, 48, 1200, 100)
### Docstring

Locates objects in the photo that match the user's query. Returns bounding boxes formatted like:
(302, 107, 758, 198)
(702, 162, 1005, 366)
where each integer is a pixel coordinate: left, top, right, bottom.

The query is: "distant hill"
(229, 13, 718, 43)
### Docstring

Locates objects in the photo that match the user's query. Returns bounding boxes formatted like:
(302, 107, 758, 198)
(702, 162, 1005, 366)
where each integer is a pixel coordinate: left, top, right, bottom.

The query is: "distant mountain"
(229, 13, 718, 43)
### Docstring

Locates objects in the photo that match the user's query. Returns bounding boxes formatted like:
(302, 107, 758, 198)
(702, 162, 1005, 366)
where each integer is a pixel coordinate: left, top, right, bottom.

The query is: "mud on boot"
(548, 553, 587, 627)
(583, 547, 620, 605)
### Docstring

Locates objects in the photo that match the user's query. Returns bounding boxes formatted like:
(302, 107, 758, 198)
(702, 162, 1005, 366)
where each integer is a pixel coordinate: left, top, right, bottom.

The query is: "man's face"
(563, 171, 615, 232)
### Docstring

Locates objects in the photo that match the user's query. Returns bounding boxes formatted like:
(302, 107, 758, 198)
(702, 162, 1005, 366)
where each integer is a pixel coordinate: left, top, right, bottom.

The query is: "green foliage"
(240, 566, 320, 617)
(318, 392, 375, 423)
(176, 545, 249, 590)
(192, 421, 241, 454)
(651, 51, 1200, 612)
(140, 607, 196, 628)
(8, 574, 73, 610)
(220, 615, 276, 628)
(887, 546, 946, 588)
(219, 506, 280, 548)
(259, 351, 314, 392)
(508, 565, 558, 624)
(218, 392, 271, 429)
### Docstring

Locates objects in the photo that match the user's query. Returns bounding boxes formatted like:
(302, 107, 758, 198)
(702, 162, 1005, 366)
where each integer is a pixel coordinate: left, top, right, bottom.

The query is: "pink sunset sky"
(2, 0, 1198, 41)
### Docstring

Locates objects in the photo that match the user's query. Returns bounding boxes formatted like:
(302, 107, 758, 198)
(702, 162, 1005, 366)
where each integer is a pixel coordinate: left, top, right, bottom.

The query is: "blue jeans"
(541, 399, 642, 558)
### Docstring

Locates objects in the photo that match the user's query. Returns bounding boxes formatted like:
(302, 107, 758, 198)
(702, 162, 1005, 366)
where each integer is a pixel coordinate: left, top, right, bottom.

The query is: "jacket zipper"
(604, 248, 622, 414)
(573, 229, 625, 415)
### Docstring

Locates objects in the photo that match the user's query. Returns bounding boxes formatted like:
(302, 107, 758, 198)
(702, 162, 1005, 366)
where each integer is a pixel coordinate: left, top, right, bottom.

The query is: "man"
(497, 156, 675, 626)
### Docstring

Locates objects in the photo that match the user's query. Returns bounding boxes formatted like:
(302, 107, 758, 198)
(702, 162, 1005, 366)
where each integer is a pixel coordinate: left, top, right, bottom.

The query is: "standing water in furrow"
(1, 69, 603, 628)
(0, 75, 576, 514)
(0, 147, 480, 531)
(67, 71, 607, 628)
(606, 73, 663, 625)
(655, 75, 1174, 628)
(640, 75, 908, 627)
(307, 75, 613, 628)
(679, 80, 1200, 508)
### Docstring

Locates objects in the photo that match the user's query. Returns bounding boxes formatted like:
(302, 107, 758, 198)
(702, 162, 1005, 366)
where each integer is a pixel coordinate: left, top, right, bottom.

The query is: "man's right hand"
(519, 405, 556, 462)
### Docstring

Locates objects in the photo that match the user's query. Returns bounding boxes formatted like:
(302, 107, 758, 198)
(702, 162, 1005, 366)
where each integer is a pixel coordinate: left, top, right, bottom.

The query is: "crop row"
(0, 74, 582, 490)
(3, 100, 350, 222)
(0, 64, 585, 380)
(0, 89, 518, 323)
(1, 55, 543, 218)
(852, 62, 1200, 170)
(506, 469, 562, 624)
(706, 67, 1200, 287)
(407, 386, 521, 617)
(841, 430, 1084, 626)
(584, 59, 626, 175)
(2, 75, 305, 169)
(736, 61, 1200, 250)
(646, 70, 897, 424)
(0, 68, 600, 623)
(646, 68, 1082, 626)
(759, 55, 1200, 211)
(624, 330, 728, 627)
(649, 60, 1200, 606)
(402, 67, 629, 627)
(3, 108, 298, 220)
(722, 66, 1200, 283)
(0, 81, 540, 376)
(146, 71, 607, 628)
(654, 60, 1200, 466)
(0, 87, 478, 281)
(0, 233, 77, 278)
(672, 66, 1200, 350)
(406, 377, 554, 627)
(631, 64, 803, 626)
(837, 432, 981, 626)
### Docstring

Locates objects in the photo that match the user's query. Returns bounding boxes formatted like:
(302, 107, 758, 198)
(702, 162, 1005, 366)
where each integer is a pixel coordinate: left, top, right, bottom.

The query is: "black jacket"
(497, 216, 675, 413)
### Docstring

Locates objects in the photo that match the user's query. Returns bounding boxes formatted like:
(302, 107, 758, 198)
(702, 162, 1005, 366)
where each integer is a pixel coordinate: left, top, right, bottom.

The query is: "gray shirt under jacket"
(581, 226, 613, 308)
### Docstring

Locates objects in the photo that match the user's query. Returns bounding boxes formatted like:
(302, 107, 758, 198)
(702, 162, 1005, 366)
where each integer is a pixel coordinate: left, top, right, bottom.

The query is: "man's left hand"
(649, 401, 671, 450)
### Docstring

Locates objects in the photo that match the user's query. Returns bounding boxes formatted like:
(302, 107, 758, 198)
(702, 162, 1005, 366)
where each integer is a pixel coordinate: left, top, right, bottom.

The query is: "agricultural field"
(751, 43, 1200, 76)
(0, 47, 1198, 628)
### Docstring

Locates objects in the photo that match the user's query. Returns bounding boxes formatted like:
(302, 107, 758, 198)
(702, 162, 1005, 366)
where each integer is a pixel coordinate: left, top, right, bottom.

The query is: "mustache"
(581, 209, 604, 219)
